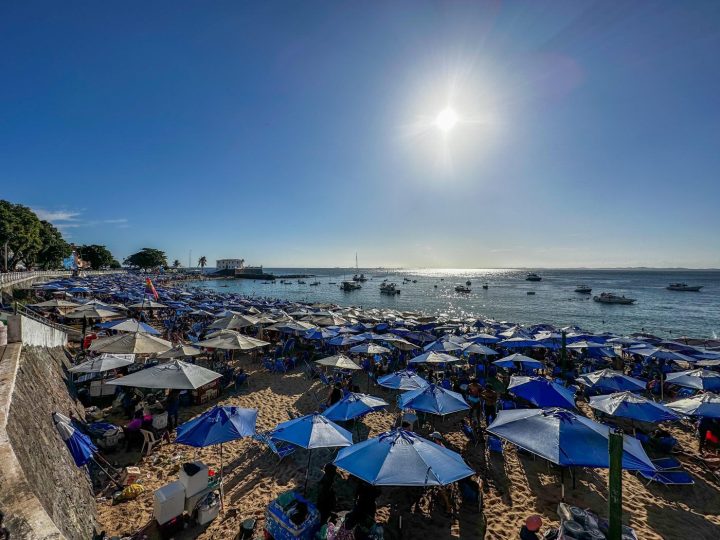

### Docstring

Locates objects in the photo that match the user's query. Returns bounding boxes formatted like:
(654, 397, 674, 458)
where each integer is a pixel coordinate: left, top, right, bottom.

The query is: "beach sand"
(97, 363, 720, 539)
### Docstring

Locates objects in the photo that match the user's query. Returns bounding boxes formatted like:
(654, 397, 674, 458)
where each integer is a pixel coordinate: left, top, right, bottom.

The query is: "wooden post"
(608, 430, 623, 540)
(560, 331, 568, 374)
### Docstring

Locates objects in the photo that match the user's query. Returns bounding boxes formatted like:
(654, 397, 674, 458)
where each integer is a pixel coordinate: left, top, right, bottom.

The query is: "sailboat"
(352, 252, 368, 282)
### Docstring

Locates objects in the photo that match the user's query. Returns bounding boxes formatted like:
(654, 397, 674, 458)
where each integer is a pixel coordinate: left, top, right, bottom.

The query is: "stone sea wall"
(1, 345, 97, 539)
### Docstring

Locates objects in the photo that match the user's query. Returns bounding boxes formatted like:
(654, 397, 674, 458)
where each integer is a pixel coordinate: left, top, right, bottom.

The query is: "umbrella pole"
(560, 468, 565, 502)
(303, 449, 312, 494)
(220, 443, 225, 512)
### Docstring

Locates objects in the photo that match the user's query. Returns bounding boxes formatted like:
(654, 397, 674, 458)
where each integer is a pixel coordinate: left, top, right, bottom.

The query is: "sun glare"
(435, 107, 459, 133)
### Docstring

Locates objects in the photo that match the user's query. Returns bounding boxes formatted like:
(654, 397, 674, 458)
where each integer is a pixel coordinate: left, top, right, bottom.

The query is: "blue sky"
(2, 1, 719, 268)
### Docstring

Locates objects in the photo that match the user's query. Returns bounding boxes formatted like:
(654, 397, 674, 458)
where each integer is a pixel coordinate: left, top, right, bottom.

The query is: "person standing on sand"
(482, 384, 498, 425)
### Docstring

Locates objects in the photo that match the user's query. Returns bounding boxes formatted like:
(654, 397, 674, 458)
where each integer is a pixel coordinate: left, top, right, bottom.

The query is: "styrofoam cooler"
(198, 496, 221, 525)
(179, 461, 209, 497)
(154, 481, 186, 525)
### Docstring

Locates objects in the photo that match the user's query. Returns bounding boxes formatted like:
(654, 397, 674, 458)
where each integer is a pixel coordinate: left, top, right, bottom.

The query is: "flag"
(63, 255, 77, 270)
(145, 277, 159, 301)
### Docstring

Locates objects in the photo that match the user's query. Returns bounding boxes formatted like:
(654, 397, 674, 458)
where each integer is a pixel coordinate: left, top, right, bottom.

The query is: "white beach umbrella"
(106, 359, 221, 390)
(89, 332, 172, 354)
(69, 353, 136, 373)
(315, 354, 362, 370)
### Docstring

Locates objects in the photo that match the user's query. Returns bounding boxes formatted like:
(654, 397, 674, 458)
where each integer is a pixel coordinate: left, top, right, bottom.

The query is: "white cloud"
(104, 218, 128, 224)
(33, 208, 81, 223)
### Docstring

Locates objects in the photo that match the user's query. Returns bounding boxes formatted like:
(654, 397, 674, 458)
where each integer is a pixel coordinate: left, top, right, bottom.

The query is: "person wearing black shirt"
(327, 383, 343, 407)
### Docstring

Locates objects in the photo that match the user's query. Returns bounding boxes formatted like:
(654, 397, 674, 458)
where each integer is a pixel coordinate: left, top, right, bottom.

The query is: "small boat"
(340, 281, 361, 291)
(353, 274, 368, 282)
(526, 273, 542, 281)
(482, 283, 489, 290)
(297, 280, 306, 284)
(455, 285, 471, 293)
(328, 281, 337, 285)
(309, 281, 320, 286)
(380, 282, 401, 295)
(593, 292, 636, 305)
(667, 283, 703, 292)
(575, 285, 592, 294)
(465, 280, 471, 286)
(527, 291, 536, 295)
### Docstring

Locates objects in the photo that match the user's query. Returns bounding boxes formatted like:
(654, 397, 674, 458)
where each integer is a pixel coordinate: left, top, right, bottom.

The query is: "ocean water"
(187, 268, 720, 339)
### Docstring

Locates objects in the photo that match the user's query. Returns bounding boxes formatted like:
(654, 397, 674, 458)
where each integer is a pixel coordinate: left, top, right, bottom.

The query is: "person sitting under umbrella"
(428, 432, 454, 516)
(316, 463, 338, 524)
(327, 382, 343, 407)
(124, 411, 144, 452)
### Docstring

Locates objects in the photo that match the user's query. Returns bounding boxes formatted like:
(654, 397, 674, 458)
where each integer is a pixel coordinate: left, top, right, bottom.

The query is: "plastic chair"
(487, 436, 503, 454)
(140, 429, 161, 456)
(252, 432, 296, 462)
(637, 469, 694, 486)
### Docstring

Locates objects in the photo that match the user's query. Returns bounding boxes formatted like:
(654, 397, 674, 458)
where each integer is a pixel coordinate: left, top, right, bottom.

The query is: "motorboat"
(297, 280, 306, 284)
(575, 285, 592, 294)
(526, 273, 542, 281)
(482, 283, 489, 290)
(455, 285, 471, 293)
(667, 283, 703, 292)
(593, 292, 636, 305)
(465, 280, 471, 286)
(527, 291, 536, 295)
(309, 281, 320, 286)
(352, 274, 368, 282)
(380, 282, 401, 295)
(340, 281, 361, 291)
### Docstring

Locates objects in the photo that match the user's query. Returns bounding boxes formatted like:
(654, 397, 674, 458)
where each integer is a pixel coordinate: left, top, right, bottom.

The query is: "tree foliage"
(198, 256, 207, 269)
(124, 248, 168, 269)
(79, 244, 119, 270)
(0, 200, 43, 270)
(35, 221, 71, 269)
(172, 259, 181, 268)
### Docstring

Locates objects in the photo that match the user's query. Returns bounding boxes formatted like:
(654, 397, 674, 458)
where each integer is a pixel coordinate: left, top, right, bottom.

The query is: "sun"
(435, 107, 459, 133)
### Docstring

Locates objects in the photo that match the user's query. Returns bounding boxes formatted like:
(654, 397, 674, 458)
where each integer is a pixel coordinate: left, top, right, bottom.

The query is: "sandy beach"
(97, 360, 720, 540)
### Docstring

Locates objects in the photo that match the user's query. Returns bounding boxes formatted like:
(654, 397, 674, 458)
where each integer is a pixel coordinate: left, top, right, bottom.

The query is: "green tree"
(35, 221, 71, 269)
(79, 244, 119, 270)
(123, 248, 168, 269)
(172, 259, 181, 268)
(0, 200, 43, 270)
(198, 255, 207, 271)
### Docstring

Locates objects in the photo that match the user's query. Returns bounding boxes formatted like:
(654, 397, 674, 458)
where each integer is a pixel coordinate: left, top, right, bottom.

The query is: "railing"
(0, 269, 124, 286)
(14, 302, 83, 339)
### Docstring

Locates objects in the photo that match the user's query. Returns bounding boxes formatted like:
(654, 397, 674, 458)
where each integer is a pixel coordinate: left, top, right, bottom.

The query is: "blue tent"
(271, 413, 353, 450)
(493, 353, 544, 371)
(589, 392, 678, 422)
(55, 420, 97, 467)
(323, 393, 389, 421)
(508, 376, 576, 409)
(666, 369, 720, 391)
(488, 408, 656, 471)
(334, 429, 474, 486)
(576, 369, 646, 394)
(399, 384, 469, 415)
(377, 370, 429, 391)
(176, 406, 258, 447)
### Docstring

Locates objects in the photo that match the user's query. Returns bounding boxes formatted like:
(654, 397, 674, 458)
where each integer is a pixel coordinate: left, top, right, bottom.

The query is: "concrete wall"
(0, 345, 97, 539)
(7, 314, 68, 348)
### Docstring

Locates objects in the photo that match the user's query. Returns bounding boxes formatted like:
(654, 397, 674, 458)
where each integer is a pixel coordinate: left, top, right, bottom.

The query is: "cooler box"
(265, 491, 320, 540)
(197, 493, 221, 525)
(179, 461, 209, 498)
(153, 481, 186, 525)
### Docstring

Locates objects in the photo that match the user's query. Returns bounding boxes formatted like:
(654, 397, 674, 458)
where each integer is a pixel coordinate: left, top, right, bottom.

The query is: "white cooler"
(153, 481, 186, 525)
(178, 461, 209, 498)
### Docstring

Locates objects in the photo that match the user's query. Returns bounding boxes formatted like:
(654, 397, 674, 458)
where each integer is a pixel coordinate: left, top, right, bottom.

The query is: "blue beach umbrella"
(665, 369, 720, 391)
(507, 376, 576, 409)
(377, 370, 430, 391)
(498, 337, 543, 349)
(305, 328, 339, 341)
(466, 333, 500, 344)
(271, 413, 353, 450)
(576, 369, 646, 394)
(637, 348, 697, 363)
(323, 393, 389, 421)
(589, 392, 678, 422)
(408, 351, 462, 365)
(55, 420, 97, 467)
(271, 413, 354, 493)
(487, 408, 656, 471)
(493, 353, 544, 371)
(328, 335, 358, 347)
(423, 339, 465, 353)
(399, 384, 469, 415)
(176, 406, 258, 447)
(334, 429, 474, 486)
(668, 393, 720, 417)
(349, 343, 391, 355)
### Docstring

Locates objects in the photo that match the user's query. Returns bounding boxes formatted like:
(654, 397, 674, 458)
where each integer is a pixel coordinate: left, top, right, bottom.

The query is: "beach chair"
(262, 358, 275, 372)
(139, 429, 161, 456)
(637, 469, 694, 486)
(252, 432, 296, 462)
(487, 436, 504, 455)
(274, 359, 287, 373)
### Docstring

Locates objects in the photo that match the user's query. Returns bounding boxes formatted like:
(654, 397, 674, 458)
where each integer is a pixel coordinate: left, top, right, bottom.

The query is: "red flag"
(145, 277, 159, 301)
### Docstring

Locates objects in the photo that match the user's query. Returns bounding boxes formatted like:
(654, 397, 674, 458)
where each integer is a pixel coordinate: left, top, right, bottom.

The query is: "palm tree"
(198, 256, 207, 273)
(172, 259, 181, 268)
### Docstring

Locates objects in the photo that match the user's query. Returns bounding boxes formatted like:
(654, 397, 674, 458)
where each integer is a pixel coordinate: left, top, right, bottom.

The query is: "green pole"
(560, 330, 568, 374)
(608, 430, 623, 540)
